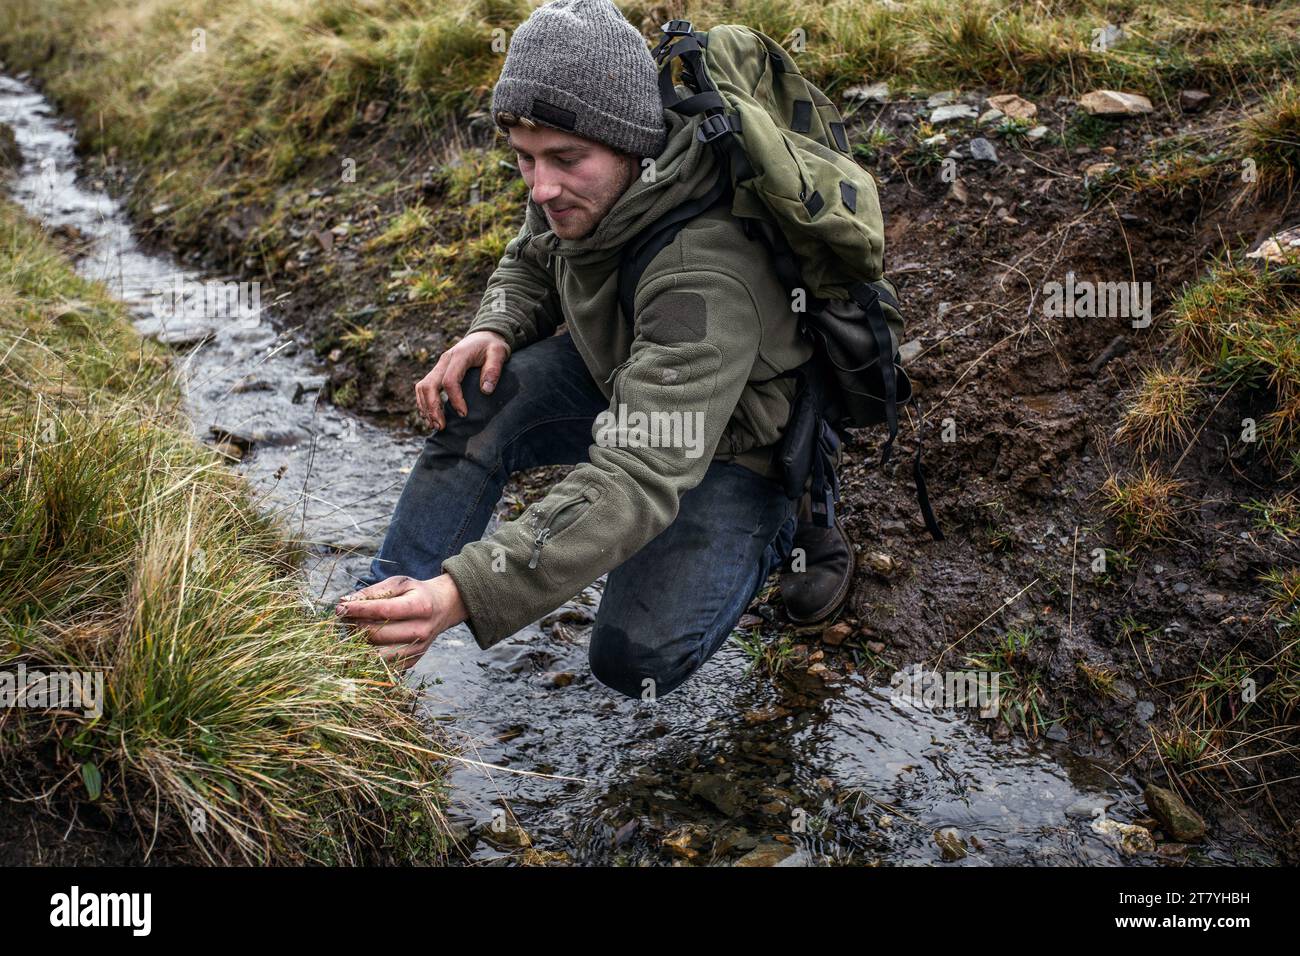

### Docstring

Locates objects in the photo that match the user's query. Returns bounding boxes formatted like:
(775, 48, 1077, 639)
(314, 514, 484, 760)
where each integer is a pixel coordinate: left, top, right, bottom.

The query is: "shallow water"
(1, 71, 1263, 866)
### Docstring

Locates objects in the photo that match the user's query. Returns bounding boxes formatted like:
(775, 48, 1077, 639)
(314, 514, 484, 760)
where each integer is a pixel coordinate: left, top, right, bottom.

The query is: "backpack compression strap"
(651, 21, 757, 183)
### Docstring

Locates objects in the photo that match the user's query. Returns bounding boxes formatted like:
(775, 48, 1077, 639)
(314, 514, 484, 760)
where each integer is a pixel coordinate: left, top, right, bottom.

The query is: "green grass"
(0, 199, 450, 864)
(0, 0, 1294, 259)
(1171, 261, 1300, 466)
(964, 625, 1047, 736)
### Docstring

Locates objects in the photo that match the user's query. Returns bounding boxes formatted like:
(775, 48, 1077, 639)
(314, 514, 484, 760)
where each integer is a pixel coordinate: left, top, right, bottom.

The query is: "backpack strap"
(848, 281, 900, 467)
(616, 166, 733, 325)
(651, 22, 757, 183)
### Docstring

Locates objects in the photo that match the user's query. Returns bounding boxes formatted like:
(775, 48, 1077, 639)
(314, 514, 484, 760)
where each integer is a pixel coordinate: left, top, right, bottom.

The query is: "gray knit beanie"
(490, 0, 668, 158)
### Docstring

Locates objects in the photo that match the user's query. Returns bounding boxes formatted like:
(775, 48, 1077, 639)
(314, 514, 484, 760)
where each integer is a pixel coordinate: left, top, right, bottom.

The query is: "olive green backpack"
(618, 19, 942, 540)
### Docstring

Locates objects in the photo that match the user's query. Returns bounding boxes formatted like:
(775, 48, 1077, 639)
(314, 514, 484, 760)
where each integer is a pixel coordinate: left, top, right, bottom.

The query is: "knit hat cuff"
(493, 77, 667, 158)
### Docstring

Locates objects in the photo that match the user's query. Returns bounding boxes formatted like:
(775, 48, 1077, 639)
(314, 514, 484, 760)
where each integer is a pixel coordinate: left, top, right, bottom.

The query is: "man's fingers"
(341, 575, 415, 603)
(358, 618, 434, 646)
(337, 590, 428, 622)
(441, 352, 470, 418)
(421, 365, 447, 430)
(480, 345, 507, 395)
(377, 640, 431, 669)
(415, 377, 430, 425)
(336, 576, 429, 622)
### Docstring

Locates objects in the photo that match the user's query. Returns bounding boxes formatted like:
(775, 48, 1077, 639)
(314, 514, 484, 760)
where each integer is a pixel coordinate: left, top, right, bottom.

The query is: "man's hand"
(415, 330, 510, 430)
(335, 574, 468, 670)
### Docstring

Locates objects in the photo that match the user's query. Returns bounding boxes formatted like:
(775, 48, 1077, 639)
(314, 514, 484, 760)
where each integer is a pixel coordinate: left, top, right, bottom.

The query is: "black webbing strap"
(909, 395, 944, 541)
(849, 281, 900, 467)
(617, 166, 733, 325)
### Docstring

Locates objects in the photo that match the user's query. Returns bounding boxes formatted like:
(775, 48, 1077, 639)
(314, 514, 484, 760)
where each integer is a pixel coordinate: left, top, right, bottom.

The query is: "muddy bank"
(5, 61, 1297, 863)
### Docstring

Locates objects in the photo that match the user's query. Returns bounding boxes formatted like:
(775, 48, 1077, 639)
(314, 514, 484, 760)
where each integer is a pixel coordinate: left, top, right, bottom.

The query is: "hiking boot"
(778, 494, 855, 625)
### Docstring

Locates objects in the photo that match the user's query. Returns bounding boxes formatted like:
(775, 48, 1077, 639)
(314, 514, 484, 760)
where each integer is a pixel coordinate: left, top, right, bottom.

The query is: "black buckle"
(661, 19, 694, 36)
(696, 113, 734, 143)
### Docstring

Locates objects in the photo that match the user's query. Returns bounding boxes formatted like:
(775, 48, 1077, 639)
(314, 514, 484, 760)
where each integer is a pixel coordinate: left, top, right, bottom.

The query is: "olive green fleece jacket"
(441, 106, 813, 649)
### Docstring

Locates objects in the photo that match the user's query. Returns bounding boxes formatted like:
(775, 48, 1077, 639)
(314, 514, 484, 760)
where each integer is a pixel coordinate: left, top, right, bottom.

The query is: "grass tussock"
(1235, 80, 1300, 199)
(1114, 362, 1205, 455)
(1171, 262, 1300, 467)
(1150, 569, 1299, 785)
(1098, 460, 1186, 544)
(0, 200, 449, 864)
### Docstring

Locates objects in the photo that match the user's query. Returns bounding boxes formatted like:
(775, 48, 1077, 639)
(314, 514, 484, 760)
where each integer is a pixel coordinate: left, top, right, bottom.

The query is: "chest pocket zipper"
(528, 486, 600, 569)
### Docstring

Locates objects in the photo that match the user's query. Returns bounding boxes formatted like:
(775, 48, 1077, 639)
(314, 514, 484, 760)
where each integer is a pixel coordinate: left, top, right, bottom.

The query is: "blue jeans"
(361, 332, 798, 699)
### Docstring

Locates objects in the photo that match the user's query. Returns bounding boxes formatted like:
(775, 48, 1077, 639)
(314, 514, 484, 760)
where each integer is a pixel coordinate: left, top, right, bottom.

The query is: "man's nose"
(530, 165, 562, 205)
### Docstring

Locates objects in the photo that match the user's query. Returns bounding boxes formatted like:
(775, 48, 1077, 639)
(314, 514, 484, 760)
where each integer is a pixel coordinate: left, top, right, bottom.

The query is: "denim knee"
(588, 622, 699, 701)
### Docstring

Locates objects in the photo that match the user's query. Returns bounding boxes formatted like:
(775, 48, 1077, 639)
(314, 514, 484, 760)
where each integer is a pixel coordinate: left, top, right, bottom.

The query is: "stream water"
(1, 72, 1262, 866)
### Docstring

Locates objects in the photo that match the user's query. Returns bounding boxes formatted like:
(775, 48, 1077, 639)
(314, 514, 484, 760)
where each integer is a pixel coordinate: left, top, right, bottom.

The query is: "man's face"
(507, 123, 639, 240)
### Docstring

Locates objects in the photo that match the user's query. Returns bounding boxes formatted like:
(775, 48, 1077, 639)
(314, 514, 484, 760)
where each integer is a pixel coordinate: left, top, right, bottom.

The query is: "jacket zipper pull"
(528, 527, 552, 569)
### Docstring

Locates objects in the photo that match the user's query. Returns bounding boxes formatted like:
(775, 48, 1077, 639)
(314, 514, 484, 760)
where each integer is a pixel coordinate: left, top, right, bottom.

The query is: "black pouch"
(775, 360, 842, 526)
(777, 365, 818, 500)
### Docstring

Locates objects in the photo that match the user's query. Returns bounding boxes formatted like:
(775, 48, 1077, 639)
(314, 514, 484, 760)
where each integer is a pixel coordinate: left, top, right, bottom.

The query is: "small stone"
(662, 824, 707, 860)
(899, 339, 923, 362)
(1025, 125, 1049, 140)
(734, 842, 798, 867)
(1066, 797, 1113, 819)
(864, 552, 896, 576)
(361, 100, 389, 124)
(1077, 90, 1153, 116)
(1135, 700, 1156, 722)
(844, 81, 890, 103)
(985, 93, 1037, 120)
(211, 441, 244, 461)
(920, 132, 948, 147)
(1178, 90, 1211, 113)
(977, 109, 1004, 126)
(969, 137, 999, 163)
(929, 104, 979, 124)
(1090, 817, 1155, 855)
(927, 91, 957, 107)
(821, 622, 853, 646)
(1246, 226, 1300, 264)
(1143, 785, 1207, 842)
(1084, 161, 1118, 179)
(743, 705, 791, 725)
(152, 325, 216, 349)
(934, 827, 968, 861)
(539, 670, 576, 688)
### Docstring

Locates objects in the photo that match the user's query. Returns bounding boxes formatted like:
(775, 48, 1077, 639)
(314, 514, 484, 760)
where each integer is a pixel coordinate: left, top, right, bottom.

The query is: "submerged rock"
(734, 842, 799, 866)
(934, 827, 968, 861)
(1090, 815, 1155, 855)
